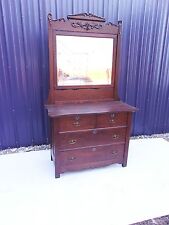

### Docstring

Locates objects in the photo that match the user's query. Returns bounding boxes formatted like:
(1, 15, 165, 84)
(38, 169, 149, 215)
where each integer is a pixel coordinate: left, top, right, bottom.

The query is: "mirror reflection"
(56, 35, 113, 86)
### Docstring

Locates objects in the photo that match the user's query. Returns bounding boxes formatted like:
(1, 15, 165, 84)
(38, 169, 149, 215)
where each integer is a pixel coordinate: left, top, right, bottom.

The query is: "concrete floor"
(0, 138, 169, 225)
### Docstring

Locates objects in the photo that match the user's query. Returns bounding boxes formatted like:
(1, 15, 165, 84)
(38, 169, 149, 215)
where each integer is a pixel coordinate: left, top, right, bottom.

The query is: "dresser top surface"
(46, 100, 137, 117)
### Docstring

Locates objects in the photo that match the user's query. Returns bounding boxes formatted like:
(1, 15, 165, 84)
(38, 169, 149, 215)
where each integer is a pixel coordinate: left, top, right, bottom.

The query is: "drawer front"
(59, 144, 124, 170)
(58, 128, 126, 150)
(97, 112, 127, 128)
(59, 115, 96, 131)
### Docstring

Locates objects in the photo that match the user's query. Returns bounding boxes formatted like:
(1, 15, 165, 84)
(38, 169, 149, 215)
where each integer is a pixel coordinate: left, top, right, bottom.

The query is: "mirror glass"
(56, 35, 113, 86)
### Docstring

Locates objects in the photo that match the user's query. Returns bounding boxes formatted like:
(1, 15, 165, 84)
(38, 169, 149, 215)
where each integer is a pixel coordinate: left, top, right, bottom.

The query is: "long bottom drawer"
(58, 144, 124, 172)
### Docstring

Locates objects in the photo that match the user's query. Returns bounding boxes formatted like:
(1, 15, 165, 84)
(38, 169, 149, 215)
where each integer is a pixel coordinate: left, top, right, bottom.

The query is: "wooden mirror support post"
(45, 13, 137, 178)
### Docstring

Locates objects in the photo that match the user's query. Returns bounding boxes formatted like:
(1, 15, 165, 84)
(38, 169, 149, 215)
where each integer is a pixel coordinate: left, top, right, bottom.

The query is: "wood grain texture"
(57, 127, 126, 150)
(59, 144, 124, 173)
(46, 100, 137, 117)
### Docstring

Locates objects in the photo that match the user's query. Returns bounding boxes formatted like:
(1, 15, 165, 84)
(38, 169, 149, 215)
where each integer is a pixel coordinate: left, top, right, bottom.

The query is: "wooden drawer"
(59, 144, 124, 171)
(59, 114, 96, 131)
(58, 128, 126, 150)
(97, 112, 127, 128)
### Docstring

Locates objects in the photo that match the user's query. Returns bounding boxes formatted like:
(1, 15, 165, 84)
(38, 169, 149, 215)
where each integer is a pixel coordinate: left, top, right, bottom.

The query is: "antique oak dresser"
(45, 13, 137, 178)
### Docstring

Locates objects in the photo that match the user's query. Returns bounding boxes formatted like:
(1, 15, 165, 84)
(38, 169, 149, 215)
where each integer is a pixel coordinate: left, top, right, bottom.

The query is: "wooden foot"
(122, 162, 127, 167)
(55, 173, 60, 178)
(51, 154, 53, 161)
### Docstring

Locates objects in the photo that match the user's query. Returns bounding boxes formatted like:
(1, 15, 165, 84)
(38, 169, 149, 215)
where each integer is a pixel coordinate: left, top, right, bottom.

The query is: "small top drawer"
(59, 115, 96, 131)
(97, 112, 128, 128)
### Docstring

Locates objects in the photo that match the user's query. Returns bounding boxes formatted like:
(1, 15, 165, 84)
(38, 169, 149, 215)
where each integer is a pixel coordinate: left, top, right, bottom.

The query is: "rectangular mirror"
(56, 35, 113, 86)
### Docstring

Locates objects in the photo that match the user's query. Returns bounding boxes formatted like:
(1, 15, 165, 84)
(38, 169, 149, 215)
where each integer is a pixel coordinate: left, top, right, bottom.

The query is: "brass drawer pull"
(68, 156, 76, 161)
(109, 113, 116, 123)
(111, 150, 118, 158)
(110, 113, 116, 118)
(112, 150, 118, 155)
(109, 119, 115, 123)
(75, 115, 80, 120)
(112, 134, 120, 139)
(92, 130, 97, 134)
(73, 121, 80, 127)
(69, 139, 77, 145)
(91, 147, 97, 152)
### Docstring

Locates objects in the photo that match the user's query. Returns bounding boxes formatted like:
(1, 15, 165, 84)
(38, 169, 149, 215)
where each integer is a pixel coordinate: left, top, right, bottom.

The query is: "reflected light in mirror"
(56, 35, 113, 86)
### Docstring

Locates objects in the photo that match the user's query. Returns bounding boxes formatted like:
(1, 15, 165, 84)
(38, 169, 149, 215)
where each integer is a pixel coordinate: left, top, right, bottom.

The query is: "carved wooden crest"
(47, 13, 120, 34)
(71, 22, 102, 30)
(67, 13, 105, 22)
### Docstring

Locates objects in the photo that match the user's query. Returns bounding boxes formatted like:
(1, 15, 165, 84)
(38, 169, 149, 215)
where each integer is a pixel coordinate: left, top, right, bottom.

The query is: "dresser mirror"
(56, 35, 114, 87)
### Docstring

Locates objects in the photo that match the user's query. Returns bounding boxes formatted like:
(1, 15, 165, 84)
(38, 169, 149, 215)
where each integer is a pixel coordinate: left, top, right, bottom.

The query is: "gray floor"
(0, 138, 169, 225)
(131, 215, 169, 225)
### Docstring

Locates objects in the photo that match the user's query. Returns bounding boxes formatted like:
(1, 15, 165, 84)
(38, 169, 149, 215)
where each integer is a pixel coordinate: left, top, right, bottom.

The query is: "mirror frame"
(48, 13, 121, 101)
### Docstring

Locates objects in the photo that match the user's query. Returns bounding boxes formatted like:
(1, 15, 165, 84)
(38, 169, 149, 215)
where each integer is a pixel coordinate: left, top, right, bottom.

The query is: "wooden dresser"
(46, 13, 137, 178)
